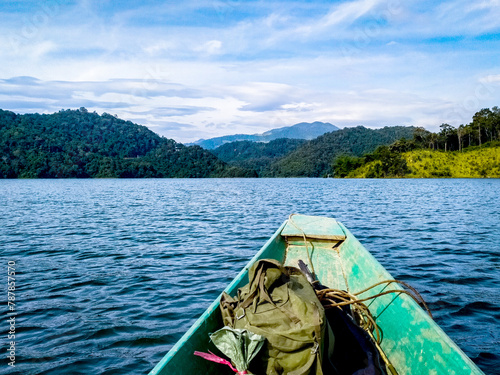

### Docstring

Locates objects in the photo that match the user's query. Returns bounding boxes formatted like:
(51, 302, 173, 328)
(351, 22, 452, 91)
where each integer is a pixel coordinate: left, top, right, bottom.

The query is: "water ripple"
(0, 178, 498, 374)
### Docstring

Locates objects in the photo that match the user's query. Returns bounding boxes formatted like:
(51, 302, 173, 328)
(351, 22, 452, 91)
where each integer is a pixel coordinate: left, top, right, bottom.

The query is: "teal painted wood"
(149, 215, 484, 375)
(281, 214, 346, 240)
(282, 217, 484, 375)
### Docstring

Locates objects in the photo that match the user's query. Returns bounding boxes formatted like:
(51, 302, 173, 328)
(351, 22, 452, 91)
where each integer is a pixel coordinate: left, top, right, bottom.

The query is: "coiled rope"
(316, 279, 433, 345)
(315, 280, 432, 375)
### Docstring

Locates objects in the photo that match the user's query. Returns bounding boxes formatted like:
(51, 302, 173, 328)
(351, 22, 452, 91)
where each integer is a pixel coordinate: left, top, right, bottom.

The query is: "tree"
(439, 123, 455, 151)
(365, 145, 409, 177)
(389, 138, 417, 153)
(413, 127, 432, 149)
(488, 106, 500, 142)
(457, 125, 465, 152)
(331, 155, 363, 177)
(472, 108, 493, 147)
(429, 133, 438, 150)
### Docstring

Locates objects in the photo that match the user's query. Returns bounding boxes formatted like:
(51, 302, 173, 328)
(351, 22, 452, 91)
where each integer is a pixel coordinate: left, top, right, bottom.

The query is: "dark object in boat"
(299, 260, 386, 375)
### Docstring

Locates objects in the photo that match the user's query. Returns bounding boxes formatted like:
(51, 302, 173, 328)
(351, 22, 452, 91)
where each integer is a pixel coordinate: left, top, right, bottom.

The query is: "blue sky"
(1, 0, 499, 142)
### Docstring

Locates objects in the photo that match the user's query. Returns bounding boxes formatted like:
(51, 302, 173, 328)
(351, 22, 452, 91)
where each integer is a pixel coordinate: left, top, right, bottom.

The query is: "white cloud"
(309, 0, 383, 31)
(0, 1, 499, 142)
(481, 75, 500, 84)
(0, 69, 491, 143)
(143, 41, 178, 56)
(195, 40, 223, 55)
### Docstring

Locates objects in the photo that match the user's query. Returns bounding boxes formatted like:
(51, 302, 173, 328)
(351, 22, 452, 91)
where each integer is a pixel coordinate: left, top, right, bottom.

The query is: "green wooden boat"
(149, 214, 484, 374)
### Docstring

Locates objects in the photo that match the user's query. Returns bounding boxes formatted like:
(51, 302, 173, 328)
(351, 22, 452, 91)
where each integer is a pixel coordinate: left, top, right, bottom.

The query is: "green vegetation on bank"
(0, 108, 255, 178)
(332, 107, 500, 178)
(343, 143, 500, 178)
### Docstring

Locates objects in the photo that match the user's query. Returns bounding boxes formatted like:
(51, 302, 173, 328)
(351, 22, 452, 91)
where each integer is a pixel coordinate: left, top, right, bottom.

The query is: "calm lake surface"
(0, 178, 499, 375)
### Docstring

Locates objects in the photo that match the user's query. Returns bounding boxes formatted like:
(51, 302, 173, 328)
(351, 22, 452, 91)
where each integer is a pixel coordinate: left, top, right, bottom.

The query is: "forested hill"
(262, 126, 416, 177)
(211, 138, 307, 175)
(0, 108, 254, 178)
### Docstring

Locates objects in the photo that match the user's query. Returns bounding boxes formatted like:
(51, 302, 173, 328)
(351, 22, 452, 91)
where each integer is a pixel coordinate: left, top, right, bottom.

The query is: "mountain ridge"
(188, 121, 339, 149)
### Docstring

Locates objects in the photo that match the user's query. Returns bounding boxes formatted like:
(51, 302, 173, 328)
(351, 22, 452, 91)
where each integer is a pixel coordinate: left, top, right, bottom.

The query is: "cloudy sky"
(1, 0, 499, 143)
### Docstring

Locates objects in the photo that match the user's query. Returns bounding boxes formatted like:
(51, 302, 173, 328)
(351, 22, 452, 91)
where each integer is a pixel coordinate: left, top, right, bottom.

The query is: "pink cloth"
(194, 351, 249, 374)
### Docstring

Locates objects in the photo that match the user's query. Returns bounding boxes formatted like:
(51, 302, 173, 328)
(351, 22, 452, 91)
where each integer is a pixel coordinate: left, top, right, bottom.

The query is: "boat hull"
(149, 215, 484, 375)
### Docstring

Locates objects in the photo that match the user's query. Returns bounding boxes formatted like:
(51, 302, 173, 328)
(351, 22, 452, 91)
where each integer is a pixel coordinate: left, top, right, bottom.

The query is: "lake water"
(0, 178, 499, 375)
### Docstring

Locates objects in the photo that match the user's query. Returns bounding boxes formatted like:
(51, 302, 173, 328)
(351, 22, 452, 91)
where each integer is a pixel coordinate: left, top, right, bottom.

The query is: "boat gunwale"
(148, 220, 288, 375)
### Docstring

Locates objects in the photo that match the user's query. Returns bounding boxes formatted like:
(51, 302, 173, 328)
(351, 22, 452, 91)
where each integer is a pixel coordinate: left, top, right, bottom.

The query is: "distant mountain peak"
(189, 121, 340, 149)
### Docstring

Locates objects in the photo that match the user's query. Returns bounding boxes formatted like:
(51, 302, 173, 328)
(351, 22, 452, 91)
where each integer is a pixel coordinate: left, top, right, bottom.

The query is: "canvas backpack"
(220, 259, 328, 375)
